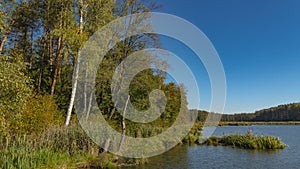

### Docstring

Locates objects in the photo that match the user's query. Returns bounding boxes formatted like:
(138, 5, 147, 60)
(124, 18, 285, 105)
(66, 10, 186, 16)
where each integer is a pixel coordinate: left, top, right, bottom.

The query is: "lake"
(123, 125, 300, 169)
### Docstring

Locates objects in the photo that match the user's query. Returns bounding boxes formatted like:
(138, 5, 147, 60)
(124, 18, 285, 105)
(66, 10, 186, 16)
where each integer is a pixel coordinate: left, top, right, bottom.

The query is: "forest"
(0, 0, 193, 168)
(196, 103, 300, 123)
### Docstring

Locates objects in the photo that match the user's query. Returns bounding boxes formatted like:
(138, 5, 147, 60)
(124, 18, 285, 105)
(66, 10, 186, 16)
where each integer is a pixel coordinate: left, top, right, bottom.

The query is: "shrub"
(22, 94, 63, 135)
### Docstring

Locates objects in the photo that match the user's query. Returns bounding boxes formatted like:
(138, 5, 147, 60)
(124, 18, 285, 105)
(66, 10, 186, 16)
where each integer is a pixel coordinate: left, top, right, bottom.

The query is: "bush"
(22, 94, 63, 135)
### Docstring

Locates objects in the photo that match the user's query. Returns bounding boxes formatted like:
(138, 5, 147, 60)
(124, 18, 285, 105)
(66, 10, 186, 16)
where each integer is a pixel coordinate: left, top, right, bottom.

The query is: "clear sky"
(153, 0, 300, 114)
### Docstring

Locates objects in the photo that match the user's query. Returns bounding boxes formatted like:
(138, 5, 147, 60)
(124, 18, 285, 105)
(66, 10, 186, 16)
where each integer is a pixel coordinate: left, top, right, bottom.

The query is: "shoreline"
(218, 121, 300, 126)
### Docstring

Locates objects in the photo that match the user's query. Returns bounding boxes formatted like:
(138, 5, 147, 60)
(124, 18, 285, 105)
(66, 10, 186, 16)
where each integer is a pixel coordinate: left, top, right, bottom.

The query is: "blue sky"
(153, 0, 300, 114)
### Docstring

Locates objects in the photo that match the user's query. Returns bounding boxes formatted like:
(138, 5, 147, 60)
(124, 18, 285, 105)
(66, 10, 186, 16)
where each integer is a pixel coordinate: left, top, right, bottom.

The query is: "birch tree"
(65, 0, 115, 126)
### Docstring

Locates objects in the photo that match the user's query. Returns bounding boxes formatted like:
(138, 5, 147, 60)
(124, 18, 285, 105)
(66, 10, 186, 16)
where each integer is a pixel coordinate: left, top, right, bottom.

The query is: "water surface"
(124, 125, 300, 169)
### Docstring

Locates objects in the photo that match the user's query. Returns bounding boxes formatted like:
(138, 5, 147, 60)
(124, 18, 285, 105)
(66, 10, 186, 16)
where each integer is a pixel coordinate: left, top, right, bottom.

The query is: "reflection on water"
(123, 125, 300, 169)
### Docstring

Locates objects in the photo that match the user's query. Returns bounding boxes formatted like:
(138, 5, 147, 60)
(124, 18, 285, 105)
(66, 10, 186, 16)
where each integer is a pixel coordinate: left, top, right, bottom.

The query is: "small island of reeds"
(202, 132, 286, 150)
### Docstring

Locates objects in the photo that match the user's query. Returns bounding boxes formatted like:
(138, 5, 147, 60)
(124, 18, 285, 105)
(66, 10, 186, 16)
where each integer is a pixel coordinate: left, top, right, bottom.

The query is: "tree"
(0, 54, 32, 136)
(65, 0, 115, 126)
(0, 0, 17, 54)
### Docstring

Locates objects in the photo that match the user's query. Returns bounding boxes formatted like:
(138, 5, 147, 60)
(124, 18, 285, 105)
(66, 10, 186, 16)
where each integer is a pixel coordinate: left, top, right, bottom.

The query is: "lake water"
(123, 125, 300, 169)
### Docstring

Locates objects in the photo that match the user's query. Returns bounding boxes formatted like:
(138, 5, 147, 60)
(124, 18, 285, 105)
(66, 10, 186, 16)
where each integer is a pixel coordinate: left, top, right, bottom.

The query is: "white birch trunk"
(65, 56, 80, 126)
(65, 0, 84, 126)
(118, 95, 130, 152)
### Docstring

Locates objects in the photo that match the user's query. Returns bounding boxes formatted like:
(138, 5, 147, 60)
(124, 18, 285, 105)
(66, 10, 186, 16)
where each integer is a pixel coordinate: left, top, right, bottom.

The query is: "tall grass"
(1, 124, 153, 168)
(0, 124, 117, 169)
(204, 132, 286, 150)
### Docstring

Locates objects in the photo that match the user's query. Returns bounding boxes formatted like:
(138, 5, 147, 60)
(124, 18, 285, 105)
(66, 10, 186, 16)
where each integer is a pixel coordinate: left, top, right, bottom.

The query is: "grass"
(0, 124, 148, 169)
(1, 146, 71, 169)
(203, 132, 286, 150)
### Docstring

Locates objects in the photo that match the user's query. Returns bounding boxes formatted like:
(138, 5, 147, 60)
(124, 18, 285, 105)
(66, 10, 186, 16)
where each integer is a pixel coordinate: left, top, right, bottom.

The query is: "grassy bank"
(0, 124, 147, 169)
(203, 132, 286, 149)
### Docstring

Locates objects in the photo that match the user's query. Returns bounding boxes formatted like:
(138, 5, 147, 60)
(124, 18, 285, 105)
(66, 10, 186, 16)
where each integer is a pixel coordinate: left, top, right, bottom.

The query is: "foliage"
(221, 103, 300, 122)
(204, 136, 220, 146)
(0, 0, 193, 167)
(197, 103, 300, 123)
(0, 55, 32, 136)
(22, 94, 63, 134)
(203, 132, 286, 150)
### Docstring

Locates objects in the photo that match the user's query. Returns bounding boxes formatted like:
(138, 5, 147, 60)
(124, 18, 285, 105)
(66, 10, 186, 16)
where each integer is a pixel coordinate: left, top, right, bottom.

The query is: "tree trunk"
(65, 0, 84, 126)
(29, 29, 34, 70)
(103, 138, 111, 153)
(108, 62, 124, 120)
(108, 103, 117, 120)
(83, 63, 88, 114)
(118, 95, 130, 152)
(49, 36, 53, 73)
(86, 91, 93, 120)
(0, 33, 8, 54)
(38, 30, 48, 92)
(65, 56, 80, 126)
(50, 36, 62, 96)
(0, 20, 14, 54)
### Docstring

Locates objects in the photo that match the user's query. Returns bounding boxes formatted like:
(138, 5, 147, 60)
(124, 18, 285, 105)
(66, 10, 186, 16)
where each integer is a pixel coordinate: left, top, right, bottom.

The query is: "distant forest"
(197, 103, 300, 122)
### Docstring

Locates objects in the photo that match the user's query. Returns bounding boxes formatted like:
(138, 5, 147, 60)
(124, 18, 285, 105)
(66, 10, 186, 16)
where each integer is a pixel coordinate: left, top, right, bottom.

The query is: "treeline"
(196, 103, 300, 122)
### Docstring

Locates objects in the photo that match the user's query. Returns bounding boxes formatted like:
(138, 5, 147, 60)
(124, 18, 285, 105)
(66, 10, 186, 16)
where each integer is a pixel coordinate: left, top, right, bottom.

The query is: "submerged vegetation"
(203, 132, 286, 150)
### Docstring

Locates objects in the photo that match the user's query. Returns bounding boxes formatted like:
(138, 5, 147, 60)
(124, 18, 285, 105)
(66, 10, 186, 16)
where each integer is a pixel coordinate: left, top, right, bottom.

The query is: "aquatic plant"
(203, 132, 286, 150)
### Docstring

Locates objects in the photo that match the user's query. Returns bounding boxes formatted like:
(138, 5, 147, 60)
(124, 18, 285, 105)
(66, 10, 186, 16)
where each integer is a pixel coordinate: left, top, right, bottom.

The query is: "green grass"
(1, 146, 71, 169)
(0, 124, 140, 169)
(203, 132, 286, 150)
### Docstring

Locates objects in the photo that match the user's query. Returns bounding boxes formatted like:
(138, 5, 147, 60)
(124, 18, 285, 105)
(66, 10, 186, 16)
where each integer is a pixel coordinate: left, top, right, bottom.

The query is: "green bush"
(22, 94, 63, 135)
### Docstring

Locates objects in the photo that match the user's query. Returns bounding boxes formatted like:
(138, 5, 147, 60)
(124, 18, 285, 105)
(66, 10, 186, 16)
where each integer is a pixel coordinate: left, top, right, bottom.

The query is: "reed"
(0, 124, 119, 169)
(203, 132, 286, 150)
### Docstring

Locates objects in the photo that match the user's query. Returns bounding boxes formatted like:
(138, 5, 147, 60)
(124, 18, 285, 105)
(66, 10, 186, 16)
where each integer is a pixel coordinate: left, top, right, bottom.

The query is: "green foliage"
(221, 103, 300, 122)
(183, 133, 199, 145)
(0, 0, 192, 168)
(204, 136, 220, 146)
(0, 55, 32, 136)
(22, 94, 63, 134)
(204, 132, 286, 150)
(182, 122, 202, 144)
